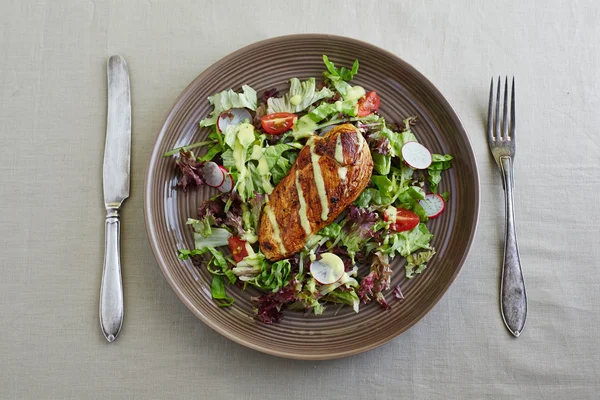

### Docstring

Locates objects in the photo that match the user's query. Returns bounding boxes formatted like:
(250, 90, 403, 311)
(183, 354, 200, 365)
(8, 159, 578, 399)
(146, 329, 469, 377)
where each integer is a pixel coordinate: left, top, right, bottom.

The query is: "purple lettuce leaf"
(175, 149, 205, 191)
(262, 88, 280, 102)
(357, 252, 392, 310)
(253, 278, 300, 324)
(368, 136, 390, 155)
(197, 192, 244, 235)
(393, 285, 405, 300)
(339, 205, 379, 257)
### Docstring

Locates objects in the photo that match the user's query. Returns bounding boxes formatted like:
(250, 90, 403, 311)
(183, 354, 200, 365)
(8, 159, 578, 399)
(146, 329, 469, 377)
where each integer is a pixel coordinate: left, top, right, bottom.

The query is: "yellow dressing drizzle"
(309, 137, 329, 221)
(335, 134, 344, 164)
(295, 170, 312, 237)
(264, 202, 286, 255)
(356, 131, 365, 153)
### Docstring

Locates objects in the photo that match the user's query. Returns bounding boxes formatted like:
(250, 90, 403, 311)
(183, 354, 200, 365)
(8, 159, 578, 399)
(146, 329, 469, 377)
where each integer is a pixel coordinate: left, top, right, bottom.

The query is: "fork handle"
(499, 156, 527, 337)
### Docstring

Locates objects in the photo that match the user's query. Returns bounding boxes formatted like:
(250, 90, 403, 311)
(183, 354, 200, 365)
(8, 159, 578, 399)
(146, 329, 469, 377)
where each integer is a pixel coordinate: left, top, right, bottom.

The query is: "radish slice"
(310, 253, 345, 285)
(402, 142, 432, 169)
(419, 193, 445, 218)
(217, 166, 233, 192)
(217, 108, 252, 133)
(202, 161, 225, 188)
(218, 175, 233, 192)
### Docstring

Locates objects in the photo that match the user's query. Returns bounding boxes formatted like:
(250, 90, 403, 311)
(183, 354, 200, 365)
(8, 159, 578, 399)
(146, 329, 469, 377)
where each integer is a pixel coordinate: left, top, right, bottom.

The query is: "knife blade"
(100, 55, 131, 342)
(103, 55, 131, 206)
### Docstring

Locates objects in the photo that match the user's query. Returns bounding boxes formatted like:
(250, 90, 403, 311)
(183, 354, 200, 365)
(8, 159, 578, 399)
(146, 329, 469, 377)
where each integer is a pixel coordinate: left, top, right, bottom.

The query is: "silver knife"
(100, 55, 131, 342)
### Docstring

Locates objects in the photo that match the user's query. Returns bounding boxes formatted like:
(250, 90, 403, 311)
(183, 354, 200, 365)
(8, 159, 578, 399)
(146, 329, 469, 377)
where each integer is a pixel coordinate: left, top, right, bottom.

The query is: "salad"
(165, 55, 453, 324)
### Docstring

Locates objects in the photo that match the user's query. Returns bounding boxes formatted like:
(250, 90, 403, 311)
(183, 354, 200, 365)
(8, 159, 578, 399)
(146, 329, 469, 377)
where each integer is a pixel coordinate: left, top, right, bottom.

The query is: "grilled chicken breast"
(259, 124, 373, 261)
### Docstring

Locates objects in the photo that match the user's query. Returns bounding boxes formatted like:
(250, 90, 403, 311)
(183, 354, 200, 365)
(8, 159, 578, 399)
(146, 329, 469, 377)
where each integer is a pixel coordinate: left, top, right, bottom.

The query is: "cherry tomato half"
(261, 112, 298, 135)
(385, 208, 420, 232)
(228, 236, 248, 263)
(357, 91, 381, 117)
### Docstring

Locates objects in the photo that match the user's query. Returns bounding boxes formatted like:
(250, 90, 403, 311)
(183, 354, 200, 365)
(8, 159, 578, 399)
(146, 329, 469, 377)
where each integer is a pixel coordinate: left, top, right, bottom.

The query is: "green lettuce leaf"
(306, 101, 358, 122)
(354, 187, 387, 207)
(178, 246, 236, 284)
(396, 186, 426, 207)
(321, 55, 367, 108)
(365, 119, 418, 160)
(292, 100, 358, 139)
(440, 191, 450, 202)
(382, 125, 417, 158)
(323, 55, 359, 82)
(318, 222, 342, 238)
(258, 259, 292, 292)
(211, 275, 234, 306)
(198, 144, 224, 162)
(263, 143, 294, 170)
(322, 289, 360, 313)
(385, 223, 433, 258)
(220, 148, 235, 168)
(206, 246, 236, 283)
(193, 227, 232, 250)
(371, 175, 394, 195)
(411, 203, 429, 222)
(427, 154, 453, 193)
(223, 123, 256, 149)
(243, 163, 258, 195)
(292, 277, 325, 315)
(232, 253, 292, 292)
(372, 152, 391, 175)
(186, 217, 214, 238)
(198, 126, 226, 162)
(405, 250, 436, 279)
(326, 78, 365, 102)
(396, 164, 415, 187)
(267, 77, 334, 114)
(270, 157, 292, 185)
(199, 85, 258, 127)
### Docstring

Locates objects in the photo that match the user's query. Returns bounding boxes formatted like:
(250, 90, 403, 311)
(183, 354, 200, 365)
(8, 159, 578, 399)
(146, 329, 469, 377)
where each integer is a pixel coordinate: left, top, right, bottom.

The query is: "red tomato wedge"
(228, 236, 248, 263)
(385, 208, 420, 232)
(261, 112, 298, 134)
(357, 91, 380, 117)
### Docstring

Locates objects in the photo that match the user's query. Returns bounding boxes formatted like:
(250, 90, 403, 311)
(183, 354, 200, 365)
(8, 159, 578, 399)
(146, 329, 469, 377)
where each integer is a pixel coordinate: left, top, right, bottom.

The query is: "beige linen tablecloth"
(2, 0, 599, 398)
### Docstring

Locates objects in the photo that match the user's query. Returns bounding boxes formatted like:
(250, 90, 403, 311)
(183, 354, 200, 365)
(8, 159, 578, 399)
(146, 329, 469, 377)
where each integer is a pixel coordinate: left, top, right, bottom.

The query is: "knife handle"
(99, 207, 124, 342)
(499, 157, 527, 337)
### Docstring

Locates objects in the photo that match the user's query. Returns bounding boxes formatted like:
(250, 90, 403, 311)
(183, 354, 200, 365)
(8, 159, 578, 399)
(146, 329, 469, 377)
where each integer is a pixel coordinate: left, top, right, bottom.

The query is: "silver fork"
(488, 77, 527, 337)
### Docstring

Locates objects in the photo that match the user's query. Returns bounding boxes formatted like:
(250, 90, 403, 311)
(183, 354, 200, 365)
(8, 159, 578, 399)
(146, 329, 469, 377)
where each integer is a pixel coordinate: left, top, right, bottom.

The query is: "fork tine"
(510, 77, 516, 139)
(495, 76, 501, 141)
(502, 77, 509, 140)
(487, 77, 494, 142)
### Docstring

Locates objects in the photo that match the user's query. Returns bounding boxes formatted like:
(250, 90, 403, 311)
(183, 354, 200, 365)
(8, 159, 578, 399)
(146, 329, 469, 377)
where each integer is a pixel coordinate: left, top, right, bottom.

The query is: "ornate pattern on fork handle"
(499, 156, 527, 337)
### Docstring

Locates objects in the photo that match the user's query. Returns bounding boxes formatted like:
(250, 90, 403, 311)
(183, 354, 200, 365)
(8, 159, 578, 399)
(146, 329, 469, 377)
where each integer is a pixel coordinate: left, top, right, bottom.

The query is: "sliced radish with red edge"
(217, 108, 252, 133)
(401, 142, 432, 169)
(310, 253, 345, 285)
(217, 166, 233, 192)
(202, 161, 225, 188)
(419, 193, 445, 218)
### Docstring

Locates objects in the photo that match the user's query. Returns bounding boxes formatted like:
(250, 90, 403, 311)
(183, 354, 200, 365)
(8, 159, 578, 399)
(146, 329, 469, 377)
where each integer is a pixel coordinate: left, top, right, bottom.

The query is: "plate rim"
(143, 33, 480, 360)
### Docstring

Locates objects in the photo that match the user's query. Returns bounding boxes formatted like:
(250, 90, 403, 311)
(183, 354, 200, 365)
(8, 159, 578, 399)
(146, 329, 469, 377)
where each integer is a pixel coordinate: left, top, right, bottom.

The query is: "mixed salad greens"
(165, 55, 453, 324)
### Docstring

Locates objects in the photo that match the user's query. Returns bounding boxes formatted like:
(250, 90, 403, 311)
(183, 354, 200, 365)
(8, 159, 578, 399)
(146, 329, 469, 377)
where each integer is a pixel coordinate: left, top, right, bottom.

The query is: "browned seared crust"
(259, 124, 373, 261)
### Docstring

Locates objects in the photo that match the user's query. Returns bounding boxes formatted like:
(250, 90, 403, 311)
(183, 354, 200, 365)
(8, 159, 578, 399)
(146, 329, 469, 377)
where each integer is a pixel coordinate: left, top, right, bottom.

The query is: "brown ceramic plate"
(144, 34, 479, 360)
